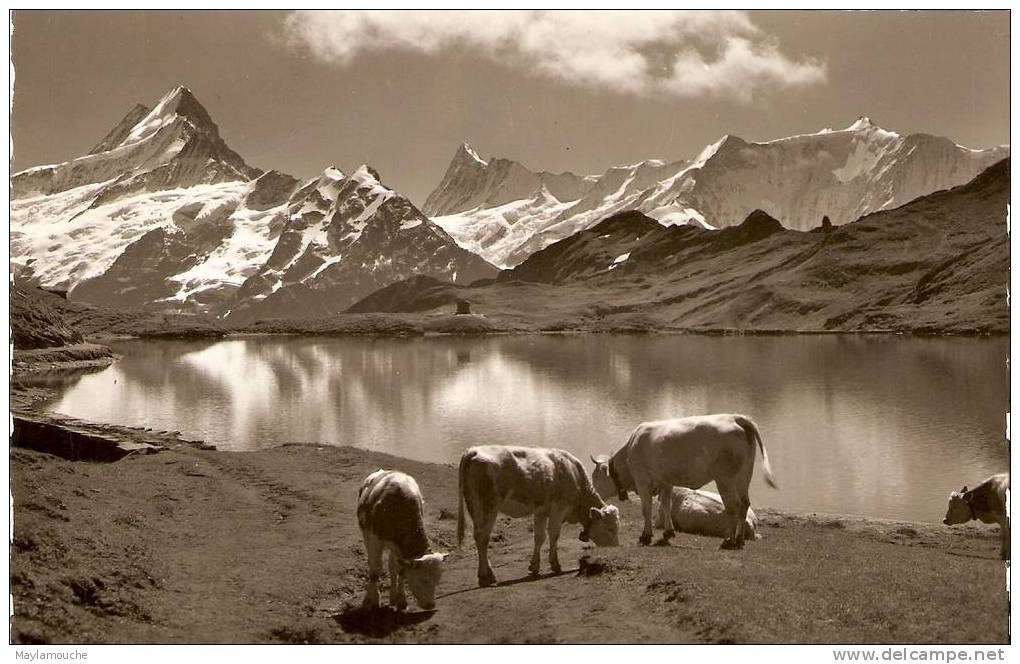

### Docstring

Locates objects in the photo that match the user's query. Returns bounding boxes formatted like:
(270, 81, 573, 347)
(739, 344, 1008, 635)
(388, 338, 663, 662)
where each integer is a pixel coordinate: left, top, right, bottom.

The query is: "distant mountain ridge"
(354, 159, 1009, 334)
(11, 85, 497, 319)
(426, 118, 1008, 267)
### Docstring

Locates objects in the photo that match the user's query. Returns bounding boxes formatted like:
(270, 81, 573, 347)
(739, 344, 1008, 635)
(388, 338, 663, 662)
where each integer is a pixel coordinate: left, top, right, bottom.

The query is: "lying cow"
(592, 414, 777, 549)
(357, 469, 448, 611)
(457, 445, 620, 587)
(943, 473, 1010, 560)
(652, 487, 760, 540)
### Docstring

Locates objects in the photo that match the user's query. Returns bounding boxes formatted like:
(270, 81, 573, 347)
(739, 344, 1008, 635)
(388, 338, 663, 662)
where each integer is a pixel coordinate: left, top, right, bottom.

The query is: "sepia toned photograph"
(7, 8, 1011, 649)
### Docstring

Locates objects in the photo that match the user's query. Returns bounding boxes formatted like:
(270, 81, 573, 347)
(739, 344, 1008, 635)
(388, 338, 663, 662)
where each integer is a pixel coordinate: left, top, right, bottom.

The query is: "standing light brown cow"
(357, 469, 449, 611)
(457, 445, 620, 587)
(943, 473, 1010, 560)
(592, 414, 777, 549)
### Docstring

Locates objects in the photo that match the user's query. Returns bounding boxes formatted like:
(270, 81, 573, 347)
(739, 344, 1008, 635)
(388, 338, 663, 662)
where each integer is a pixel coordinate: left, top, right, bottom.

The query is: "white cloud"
(281, 10, 826, 102)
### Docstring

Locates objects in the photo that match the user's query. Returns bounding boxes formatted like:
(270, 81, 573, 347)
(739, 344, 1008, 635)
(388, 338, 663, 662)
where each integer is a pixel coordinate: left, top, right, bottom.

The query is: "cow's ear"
(962, 486, 969, 493)
(590, 507, 602, 521)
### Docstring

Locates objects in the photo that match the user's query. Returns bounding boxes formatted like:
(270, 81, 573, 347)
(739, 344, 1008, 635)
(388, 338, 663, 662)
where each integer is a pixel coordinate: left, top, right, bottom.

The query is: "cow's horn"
(590, 455, 599, 465)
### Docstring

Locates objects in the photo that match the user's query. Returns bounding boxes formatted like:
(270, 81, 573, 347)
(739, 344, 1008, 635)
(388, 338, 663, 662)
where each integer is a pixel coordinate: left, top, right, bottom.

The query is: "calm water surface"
(31, 335, 1008, 522)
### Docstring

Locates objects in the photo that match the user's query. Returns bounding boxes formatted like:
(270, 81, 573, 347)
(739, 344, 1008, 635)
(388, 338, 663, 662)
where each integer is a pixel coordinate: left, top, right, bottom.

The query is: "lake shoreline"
(9, 377, 1010, 644)
(11, 343, 118, 375)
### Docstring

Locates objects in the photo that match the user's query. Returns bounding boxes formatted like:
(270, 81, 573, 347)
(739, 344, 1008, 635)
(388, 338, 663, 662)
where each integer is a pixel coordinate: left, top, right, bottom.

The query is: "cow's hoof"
(394, 600, 408, 612)
(638, 534, 653, 546)
(720, 538, 744, 551)
(528, 567, 540, 577)
(662, 530, 675, 541)
(478, 572, 497, 588)
(550, 563, 562, 574)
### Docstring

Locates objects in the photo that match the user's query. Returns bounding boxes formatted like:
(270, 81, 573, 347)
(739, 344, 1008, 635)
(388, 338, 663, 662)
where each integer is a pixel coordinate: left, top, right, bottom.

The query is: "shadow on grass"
(650, 537, 706, 550)
(497, 568, 578, 587)
(436, 568, 579, 599)
(335, 605, 435, 637)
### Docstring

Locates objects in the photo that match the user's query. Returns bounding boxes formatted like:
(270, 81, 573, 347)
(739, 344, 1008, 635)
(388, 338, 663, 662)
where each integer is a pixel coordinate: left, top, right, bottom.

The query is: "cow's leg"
(530, 512, 548, 576)
(717, 481, 744, 550)
(361, 530, 383, 610)
(546, 507, 565, 574)
(654, 495, 667, 530)
(638, 484, 655, 546)
(735, 495, 751, 548)
(387, 548, 407, 610)
(659, 485, 675, 541)
(473, 511, 499, 587)
(728, 480, 753, 548)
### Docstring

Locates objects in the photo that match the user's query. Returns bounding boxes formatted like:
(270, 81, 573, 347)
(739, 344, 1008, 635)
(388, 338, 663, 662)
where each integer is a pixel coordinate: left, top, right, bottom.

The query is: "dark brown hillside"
(508, 211, 681, 284)
(10, 283, 85, 349)
(346, 275, 463, 314)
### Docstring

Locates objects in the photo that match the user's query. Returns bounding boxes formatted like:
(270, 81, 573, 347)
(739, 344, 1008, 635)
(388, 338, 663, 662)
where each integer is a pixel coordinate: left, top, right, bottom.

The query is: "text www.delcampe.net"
(834, 649, 1007, 662)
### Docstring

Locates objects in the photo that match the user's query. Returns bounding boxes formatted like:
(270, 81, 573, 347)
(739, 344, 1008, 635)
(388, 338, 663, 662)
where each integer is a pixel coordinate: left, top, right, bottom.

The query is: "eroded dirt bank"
(9, 434, 1008, 644)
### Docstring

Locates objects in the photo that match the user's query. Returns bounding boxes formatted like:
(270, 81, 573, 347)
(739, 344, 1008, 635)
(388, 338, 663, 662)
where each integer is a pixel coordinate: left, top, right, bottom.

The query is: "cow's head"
(590, 455, 628, 502)
(398, 552, 448, 610)
(583, 504, 621, 547)
(943, 487, 973, 525)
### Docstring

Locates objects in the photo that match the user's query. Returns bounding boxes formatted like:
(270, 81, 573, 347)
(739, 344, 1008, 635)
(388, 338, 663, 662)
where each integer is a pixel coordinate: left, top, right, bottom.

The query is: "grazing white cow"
(943, 473, 1010, 560)
(592, 414, 777, 549)
(457, 445, 620, 587)
(652, 487, 760, 540)
(357, 469, 448, 611)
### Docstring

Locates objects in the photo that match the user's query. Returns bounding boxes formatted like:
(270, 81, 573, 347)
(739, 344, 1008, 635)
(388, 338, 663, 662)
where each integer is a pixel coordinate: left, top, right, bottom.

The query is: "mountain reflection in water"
(38, 334, 1008, 522)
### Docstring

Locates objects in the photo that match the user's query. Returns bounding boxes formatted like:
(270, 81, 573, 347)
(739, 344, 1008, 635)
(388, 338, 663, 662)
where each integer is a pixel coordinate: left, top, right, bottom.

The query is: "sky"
(10, 10, 1011, 206)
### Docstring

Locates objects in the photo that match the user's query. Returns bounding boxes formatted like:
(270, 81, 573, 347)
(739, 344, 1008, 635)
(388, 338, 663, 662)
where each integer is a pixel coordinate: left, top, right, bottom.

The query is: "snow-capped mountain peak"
(693, 134, 736, 165)
(11, 85, 497, 318)
(116, 84, 220, 148)
(12, 84, 259, 200)
(457, 142, 488, 167)
(847, 115, 876, 132)
(351, 164, 386, 188)
(312, 166, 346, 199)
(843, 116, 900, 142)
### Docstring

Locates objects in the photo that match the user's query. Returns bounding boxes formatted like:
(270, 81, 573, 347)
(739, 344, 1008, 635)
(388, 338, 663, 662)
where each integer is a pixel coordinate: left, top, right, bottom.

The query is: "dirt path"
(9, 443, 1009, 644)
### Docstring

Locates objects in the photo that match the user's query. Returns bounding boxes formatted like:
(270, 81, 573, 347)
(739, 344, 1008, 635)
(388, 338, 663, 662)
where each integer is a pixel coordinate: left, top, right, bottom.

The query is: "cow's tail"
(736, 416, 778, 489)
(456, 452, 469, 548)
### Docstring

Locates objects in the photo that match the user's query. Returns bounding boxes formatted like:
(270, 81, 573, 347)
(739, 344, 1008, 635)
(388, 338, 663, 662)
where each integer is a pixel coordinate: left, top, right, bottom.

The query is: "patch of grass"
(238, 314, 425, 337)
(422, 314, 501, 335)
(266, 625, 327, 644)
